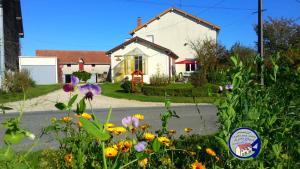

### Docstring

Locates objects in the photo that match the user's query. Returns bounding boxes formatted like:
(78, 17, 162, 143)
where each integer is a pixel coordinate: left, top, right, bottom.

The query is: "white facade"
(133, 11, 218, 59)
(61, 64, 110, 75)
(19, 56, 58, 84)
(110, 42, 174, 83)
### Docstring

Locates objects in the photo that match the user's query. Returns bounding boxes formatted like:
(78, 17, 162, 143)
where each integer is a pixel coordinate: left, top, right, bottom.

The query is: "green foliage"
(72, 71, 91, 82)
(142, 83, 218, 97)
(120, 81, 131, 93)
(150, 73, 170, 86)
(216, 55, 300, 168)
(190, 69, 208, 87)
(2, 70, 35, 93)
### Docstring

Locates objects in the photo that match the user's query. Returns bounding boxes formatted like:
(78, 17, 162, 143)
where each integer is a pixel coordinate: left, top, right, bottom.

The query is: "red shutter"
(79, 63, 84, 71)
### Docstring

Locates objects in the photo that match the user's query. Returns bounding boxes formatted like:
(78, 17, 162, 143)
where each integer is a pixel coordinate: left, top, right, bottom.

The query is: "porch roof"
(106, 36, 179, 59)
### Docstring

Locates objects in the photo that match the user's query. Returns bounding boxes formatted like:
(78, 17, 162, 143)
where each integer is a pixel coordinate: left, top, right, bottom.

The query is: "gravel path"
(4, 89, 203, 113)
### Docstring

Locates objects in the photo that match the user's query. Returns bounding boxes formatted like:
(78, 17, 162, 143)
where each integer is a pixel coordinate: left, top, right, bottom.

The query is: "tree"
(229, 42, 257, 67)
(189, 39, 228, 85)
(262, 17, 299, 55)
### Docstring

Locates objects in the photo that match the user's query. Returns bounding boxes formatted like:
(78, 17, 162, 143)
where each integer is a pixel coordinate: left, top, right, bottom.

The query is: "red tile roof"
(36, 50, 110, 64)
(130, 7, 220, 35)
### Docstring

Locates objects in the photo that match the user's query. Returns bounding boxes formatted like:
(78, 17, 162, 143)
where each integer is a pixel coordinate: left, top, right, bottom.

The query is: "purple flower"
(63, 76, 79, 92)
(225, 84, 233, 91)
(134, 141, 147, 152)
(122, 116, 139, 128)
(71, 75, 80, 86)
(79, 84, 101, 100)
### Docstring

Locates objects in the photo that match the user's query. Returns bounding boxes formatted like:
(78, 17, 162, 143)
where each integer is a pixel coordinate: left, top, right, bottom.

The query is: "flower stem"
(101, 142, 108, 169)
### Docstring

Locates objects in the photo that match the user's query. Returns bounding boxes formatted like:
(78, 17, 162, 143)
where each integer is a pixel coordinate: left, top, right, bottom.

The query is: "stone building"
(0, 0, 24, 87)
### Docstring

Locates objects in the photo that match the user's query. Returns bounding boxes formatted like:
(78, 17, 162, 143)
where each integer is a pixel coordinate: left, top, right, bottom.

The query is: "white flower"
(26, 132, 36, 140)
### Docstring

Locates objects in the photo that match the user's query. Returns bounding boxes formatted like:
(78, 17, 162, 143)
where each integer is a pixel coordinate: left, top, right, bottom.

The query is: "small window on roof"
(92, 64, 95, 67)
(67, 64, 71, 67)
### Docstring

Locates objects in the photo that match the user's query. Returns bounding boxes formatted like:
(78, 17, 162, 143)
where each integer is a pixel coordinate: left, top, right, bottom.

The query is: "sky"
(20, 0, 300, 56)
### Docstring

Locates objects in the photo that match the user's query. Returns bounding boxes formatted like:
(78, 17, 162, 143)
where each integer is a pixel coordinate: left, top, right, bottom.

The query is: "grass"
(0, 84, 61, 104)
(101, 83, 217, 103)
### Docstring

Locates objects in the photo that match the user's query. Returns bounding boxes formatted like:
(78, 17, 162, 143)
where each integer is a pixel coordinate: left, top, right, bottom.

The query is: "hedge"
(142, 84, 218, 97)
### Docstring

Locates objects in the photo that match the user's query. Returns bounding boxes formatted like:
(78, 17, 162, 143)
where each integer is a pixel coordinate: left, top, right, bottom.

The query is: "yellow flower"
(64, 154, 73, 163)
(191, 160, 206, 169)
(112, 127, 127, 135)
(106, 127, 115, 133)
(117, 140, 132, 152)
(81, 112, 92, 120)
(215, 156, 220, 161)
(168, 129, 176, 134)
(139, 124, 150, 130)
(158, 136, 171, 146)
(188, 151, 197, 156)
(143, 132, 156, 141)
(206, 148, 216, 156)
(76, 121, 82, 127)
(104, 147, 118, 158)
(104, 123, 115, 128)
(74, 113, 81, 118)
(51, 117, 57, 123)
(133, 113, 144, 120)
(62, 117, 72, 122)
(184, 128, 193, 133)
(138, 158, 148, 168)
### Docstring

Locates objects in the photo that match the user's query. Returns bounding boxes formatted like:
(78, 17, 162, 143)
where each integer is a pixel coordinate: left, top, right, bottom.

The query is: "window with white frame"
(185, 63, 197, 72)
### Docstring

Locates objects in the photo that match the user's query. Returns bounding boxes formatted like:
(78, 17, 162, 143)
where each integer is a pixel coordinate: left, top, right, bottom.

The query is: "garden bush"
(150, 73, 169, 86)
(189, 69, 207, 87)
(2, 70, 35, 93)
(72, 71, 91, 82)
(120, 80, 131, 93)
(142, 83, 217, 97)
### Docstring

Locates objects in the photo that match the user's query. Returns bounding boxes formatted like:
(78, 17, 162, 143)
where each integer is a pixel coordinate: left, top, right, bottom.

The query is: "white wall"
(133, 11, 217, 60)
(110, 42, 173, 83)
(61, 64, 110, 75)
(19, 56, 57, 66)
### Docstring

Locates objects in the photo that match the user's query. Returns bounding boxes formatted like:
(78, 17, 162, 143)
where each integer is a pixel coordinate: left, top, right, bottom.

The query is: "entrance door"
(65, 74, 71, 83)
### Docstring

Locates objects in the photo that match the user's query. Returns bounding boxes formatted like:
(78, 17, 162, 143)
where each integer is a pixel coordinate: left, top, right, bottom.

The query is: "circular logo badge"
(228, 127, 261, 160)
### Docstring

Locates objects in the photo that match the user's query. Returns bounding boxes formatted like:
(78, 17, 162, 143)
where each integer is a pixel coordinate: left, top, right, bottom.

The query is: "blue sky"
(20, 0, 300, 55)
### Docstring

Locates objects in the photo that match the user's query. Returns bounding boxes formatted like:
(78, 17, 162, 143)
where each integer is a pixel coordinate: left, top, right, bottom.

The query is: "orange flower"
(104, 147, 118, 158)
(206, 148, 216, 156)
(64, 153, 73, 163)
(184, 128, 193, 133)
(117, 140, 132, 152)
(158, 136, 171, 146)
(191, 160, 206, 169)
(139, 124, 151, 130)
(143, 132, 156, 141)
(62, 117, 72, 122)
(76, 121, 82, 127)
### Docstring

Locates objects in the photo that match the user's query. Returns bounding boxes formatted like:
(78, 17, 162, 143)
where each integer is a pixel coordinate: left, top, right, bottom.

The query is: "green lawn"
(0, 84, 61, 104)
(100, 83, 217, 103)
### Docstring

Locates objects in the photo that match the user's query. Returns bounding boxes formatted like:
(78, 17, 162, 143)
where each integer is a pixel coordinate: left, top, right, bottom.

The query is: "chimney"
(137, 17, 142, 27)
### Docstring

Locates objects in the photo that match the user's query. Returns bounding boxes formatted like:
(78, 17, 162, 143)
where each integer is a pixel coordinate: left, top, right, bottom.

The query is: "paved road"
(0, 105, 218, 150)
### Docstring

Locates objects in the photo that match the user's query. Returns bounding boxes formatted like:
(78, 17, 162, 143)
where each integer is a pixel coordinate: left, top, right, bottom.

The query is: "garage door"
(21, 65, 57, 84)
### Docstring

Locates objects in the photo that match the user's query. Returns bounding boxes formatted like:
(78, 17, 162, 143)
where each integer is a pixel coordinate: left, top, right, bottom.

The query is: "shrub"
(189, 70, 207, 87)
(120, 81, 131, 93)
(142, 83, 217, 97)
(2, 70, 35, 93)
(150, 74, 169, 86)
(72, 71, 91, 82)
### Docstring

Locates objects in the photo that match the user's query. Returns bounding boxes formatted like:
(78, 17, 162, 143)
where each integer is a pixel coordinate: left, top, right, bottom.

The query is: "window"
(185, 63, 197, 72)
(91, 64, 95, 67)
(67, 64, 71, 67)
(146, 35, 154, 42)
(135, 56, 143, 71)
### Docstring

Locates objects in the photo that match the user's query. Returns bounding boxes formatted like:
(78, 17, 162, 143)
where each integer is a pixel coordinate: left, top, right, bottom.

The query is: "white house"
(36, 50, 111, 83)
(107, 7, 220, 83)
(235, 143, 252, 157)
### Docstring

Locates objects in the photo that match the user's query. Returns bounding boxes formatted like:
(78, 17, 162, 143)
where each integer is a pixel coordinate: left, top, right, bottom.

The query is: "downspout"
(0, 1, 5, 89)
(168, 56, 171, 81)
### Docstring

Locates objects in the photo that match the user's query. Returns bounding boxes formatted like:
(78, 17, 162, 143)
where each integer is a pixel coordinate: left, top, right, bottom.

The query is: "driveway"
(4, 89, 207, 113)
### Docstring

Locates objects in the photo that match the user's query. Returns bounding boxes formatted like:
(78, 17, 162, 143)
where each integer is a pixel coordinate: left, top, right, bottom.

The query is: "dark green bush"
(150, 74, 169, 86)
(2, 70, 36, 93)
(189, 70, 207, 87)
(142, 83, 217, 97)
(72, 71, 91, 82)
(120, 81, 131, 93)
